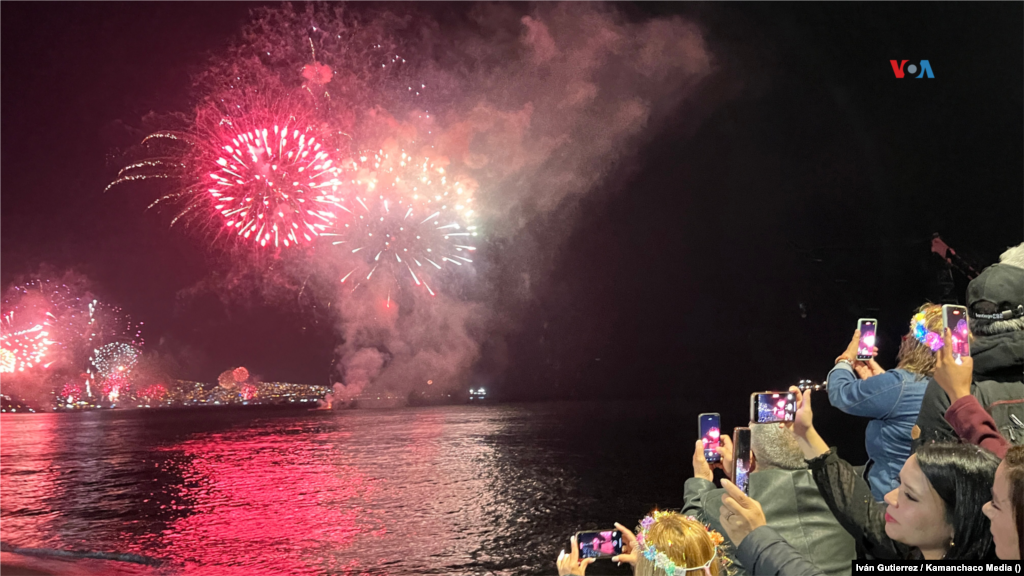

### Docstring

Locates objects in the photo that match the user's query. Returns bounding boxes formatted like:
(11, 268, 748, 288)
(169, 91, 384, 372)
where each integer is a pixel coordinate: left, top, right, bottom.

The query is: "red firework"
(207, 122, 346, 248)
(232, 366, 250, 382)
(110, 109, 352, 251)
(1, 309, 54, 373)
(101, 372, 130, 403)
(239, 383, 258, 401)
(139, 383, 168, 402)
(59, 380, 85, 403)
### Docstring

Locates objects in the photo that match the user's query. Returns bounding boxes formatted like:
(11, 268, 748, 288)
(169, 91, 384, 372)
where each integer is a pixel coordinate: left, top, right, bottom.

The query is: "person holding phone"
(826, 304, 942, 501)
(685, 426, 855, 576)
(913, 244, 1024, 452)
(788, 386, 999, 562)
(717, 478, 828, 576)
(555, 513, 726, 575)
(932, 328, 1011, 458)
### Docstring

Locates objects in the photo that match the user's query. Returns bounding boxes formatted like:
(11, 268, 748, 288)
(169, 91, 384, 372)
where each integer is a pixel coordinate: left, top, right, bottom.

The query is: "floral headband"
(636, 511, 728, 576)
(912, 311, 944, 351)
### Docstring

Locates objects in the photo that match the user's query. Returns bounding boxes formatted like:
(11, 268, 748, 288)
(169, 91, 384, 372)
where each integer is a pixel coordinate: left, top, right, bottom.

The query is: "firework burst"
(1, 277, 142, 392)
(109, 111, 350, 251)
(59, 378, 87, 404)
(207, 122, 347, 248)
(325, 149, 478, 295)
(90, 342, 141, 380)
(0, 310, 53, 373)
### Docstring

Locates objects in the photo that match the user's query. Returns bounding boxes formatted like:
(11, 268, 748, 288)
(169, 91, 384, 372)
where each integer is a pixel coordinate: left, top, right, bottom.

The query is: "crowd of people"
(555, 243, 1024, 575)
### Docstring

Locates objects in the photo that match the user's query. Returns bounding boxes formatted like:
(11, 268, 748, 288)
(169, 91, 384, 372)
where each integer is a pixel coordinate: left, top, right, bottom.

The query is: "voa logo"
(890, 60, 935, 78)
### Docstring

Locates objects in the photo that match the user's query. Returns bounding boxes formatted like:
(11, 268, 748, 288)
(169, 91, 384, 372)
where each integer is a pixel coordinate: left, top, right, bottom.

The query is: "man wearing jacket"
(684, 423, 856, 576)
(912, 243, 1024, 451)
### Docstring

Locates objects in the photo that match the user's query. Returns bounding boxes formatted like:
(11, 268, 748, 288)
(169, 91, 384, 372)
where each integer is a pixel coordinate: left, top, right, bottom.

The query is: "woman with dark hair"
(908, 443, 1001, 559)
(787, 387, 999, 561)
(983, 445, 1024, 560)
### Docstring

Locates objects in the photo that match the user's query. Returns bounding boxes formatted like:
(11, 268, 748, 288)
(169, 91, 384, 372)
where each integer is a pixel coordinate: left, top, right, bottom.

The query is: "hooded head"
(969, 243, 1024, 336)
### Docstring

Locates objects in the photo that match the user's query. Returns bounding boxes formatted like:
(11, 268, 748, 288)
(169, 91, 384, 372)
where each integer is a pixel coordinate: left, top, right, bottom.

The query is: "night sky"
(2, 2, 1021, 409)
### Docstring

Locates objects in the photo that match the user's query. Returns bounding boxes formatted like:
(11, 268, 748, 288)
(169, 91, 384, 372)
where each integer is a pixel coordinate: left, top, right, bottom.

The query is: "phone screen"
(857, 319, 877, 360)
(576, 529, 623, 559)
(699, 413, 722, 463)
(752, 393, 797, 423)
(733, 427, 752, 494)
(943, 306, 970, 362)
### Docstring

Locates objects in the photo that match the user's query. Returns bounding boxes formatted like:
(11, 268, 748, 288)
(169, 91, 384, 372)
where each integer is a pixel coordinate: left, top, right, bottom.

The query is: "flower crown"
(636, 511, 727, 576)
(912, 311, 944, 351)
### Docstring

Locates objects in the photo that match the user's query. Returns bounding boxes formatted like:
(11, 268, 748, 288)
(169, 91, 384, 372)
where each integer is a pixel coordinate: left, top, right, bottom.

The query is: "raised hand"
(719, 479, 767, 546)
(557, 535, 596, 576)
(611, 522, 639, 567)
(934, 328, 974, 403)
(693, 439, 714, 482)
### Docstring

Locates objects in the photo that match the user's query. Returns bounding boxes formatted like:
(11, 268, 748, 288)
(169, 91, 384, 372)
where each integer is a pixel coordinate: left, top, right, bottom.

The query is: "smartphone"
(942, 305, 971, 363)
(750, 392, 797, 423)
(857, 318, 877, 361)
(699, 413, 722, 463)
(575, 529, 623, 559)
(733, 427, 752, 494)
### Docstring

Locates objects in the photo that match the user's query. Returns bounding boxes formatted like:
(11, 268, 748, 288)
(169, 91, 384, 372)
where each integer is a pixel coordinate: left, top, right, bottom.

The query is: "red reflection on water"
(0, 414, 59, 546)
(118, 433, 380, 575)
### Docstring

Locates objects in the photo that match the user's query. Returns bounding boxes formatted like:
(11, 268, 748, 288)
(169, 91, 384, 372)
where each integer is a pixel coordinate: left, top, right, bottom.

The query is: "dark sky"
(2, 2, 1022, 405)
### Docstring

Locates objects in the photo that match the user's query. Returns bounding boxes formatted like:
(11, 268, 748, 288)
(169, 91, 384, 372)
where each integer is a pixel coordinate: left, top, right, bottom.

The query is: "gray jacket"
(682, 468, 855, 576)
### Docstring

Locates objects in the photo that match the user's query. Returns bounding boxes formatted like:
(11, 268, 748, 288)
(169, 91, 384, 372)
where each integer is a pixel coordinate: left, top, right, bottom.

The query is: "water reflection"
(1, 407, 549, 575)
(120, 424, 377, 575)
(1, 413, 59, 544)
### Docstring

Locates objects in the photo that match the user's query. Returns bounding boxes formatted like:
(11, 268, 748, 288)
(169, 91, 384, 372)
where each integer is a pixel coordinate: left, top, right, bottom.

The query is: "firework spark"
(90, 342, 141, 380)
(208, 123, 347, 248)
(59, 378, 87, 404)
(109, 108, 350, 251)
(100, 372, 131, 403)
(0, 310, 53, 373)
(325, 150, 478, 295)
(138, 383, 168, 403)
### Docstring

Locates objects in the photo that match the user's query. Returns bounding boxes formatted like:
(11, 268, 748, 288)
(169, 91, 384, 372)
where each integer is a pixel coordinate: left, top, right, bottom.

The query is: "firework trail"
(326, 149, 478, 295)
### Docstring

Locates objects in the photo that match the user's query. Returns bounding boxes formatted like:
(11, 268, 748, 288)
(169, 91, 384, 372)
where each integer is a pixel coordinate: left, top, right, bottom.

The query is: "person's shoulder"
(973, 379, 1024, 403)
(890, 368, 927, 381)
(749, 468, 810, 494)
(918, 377, 946, 400)
(700, 486, 727, 507)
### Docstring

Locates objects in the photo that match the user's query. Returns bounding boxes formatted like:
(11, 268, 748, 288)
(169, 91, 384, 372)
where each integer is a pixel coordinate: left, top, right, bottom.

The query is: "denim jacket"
(826, 364, 927, 501)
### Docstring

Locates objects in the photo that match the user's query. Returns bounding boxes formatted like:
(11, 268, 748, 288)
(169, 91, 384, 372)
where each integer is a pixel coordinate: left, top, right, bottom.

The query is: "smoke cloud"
(328, 4, 713, 401)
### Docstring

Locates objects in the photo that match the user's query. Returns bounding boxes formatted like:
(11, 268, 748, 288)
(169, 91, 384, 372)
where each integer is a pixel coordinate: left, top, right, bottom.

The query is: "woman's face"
(882, 455, 952, 553)
(982, 461, 1020, 560)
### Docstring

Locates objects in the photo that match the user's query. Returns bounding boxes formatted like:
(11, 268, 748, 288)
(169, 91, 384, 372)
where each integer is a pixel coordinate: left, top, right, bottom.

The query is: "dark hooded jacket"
(912, 331, 1024, 451)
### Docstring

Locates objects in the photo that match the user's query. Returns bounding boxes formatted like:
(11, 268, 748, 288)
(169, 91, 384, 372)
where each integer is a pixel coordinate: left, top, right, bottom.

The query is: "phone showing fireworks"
(699, 413, 721, 463)
(942, 305, 971, 363)
(733, 427, 752, 494)
(750, 392, 797, 424)
(857, 318, 877, 361)
(575, 529, 623, 559)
